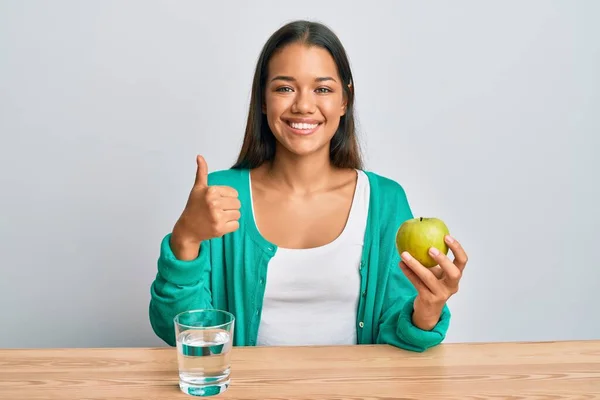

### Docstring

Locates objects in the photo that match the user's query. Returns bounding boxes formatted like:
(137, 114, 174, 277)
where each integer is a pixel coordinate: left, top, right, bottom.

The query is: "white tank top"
(252, 170, 370, 346)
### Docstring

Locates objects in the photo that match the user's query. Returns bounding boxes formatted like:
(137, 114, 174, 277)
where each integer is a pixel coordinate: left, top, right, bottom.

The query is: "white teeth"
(289, 122, 318, 130)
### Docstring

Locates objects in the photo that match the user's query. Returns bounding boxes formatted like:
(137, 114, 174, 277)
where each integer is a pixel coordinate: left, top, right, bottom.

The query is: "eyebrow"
(270, 75, 337, 83)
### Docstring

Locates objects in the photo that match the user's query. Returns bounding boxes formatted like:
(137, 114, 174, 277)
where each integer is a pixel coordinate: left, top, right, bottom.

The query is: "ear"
(341, 82, 352, 116)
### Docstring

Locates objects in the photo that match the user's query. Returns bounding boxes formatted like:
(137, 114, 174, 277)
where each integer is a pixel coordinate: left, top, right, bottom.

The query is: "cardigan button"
(359, 321, 364, 328)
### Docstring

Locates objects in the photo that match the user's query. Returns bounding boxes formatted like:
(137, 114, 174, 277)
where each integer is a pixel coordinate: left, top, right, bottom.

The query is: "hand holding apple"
(396, 217, 469, 331)
(396, 217, 450, 268)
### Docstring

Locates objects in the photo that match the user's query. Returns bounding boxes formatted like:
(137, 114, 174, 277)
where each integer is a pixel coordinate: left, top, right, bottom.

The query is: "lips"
(284, 119, 322, 136)
(288, 121, 318, 130)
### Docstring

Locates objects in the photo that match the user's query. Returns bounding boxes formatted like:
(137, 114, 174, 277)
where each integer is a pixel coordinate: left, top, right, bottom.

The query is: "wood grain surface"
(1, 341, 599, 399)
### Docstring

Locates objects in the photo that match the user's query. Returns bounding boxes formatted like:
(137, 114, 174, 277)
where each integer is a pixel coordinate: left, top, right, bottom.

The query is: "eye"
(275, 86, 293, 92)
(315, 87, 333, 94)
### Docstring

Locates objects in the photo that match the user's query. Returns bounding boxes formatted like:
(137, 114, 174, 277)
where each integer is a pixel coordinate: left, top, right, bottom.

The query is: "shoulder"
(361, 170, 413, 223)
(207, 168, 249, 192)
(362, 170, 409, 201)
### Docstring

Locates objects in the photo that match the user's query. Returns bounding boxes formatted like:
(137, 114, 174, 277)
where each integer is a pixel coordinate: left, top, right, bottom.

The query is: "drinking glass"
(174, 309, 235, 396)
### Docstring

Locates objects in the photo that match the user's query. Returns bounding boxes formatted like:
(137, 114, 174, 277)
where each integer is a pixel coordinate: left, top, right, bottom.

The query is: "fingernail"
(429, 247, 440, 256)
(402, 252, 412, 261)
(445, 235, 455, 244)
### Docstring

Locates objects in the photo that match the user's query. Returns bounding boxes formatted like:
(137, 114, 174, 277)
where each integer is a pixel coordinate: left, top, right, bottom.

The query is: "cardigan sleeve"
(376, 258, 451, 352)
(149, 233, 214, 346)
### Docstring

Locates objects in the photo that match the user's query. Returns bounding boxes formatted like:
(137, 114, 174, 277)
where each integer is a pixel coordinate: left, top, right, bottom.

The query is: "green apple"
(395, 217, 450, 268)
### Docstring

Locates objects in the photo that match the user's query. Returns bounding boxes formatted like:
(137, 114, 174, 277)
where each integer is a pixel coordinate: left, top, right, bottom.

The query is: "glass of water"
(174, 309, 235, 397)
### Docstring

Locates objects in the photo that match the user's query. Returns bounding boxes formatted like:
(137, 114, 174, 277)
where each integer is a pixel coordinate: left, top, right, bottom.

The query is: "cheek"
(264, 98, 278, 121)
(319, 93, 345, 116)
(320, 99, 344, 119)
(265, 96, 289, 118)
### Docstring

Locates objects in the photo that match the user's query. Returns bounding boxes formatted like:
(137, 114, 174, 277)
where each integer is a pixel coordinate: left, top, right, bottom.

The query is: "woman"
(149, 20, 468, 352)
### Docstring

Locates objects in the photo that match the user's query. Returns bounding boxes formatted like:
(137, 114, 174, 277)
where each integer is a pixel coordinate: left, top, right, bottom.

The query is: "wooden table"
(1, 340, 599, 399)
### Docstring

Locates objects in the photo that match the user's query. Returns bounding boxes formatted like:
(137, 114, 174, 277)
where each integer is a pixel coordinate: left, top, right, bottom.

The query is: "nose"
(291, 90, 316, 114)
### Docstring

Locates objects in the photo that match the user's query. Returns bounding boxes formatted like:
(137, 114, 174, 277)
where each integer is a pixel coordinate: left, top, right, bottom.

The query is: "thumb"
(194, 155, 209, 187)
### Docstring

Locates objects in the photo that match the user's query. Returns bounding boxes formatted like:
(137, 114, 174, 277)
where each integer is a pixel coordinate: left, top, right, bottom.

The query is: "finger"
(219, 197, 241, 211)
(399, 262, 430, 294)
(401, 252, 441, 293)
(214, 186, 239, 198)
(429, 265, 445, 280)
(195, 155, 209, 188)
(222, 210, 241, 222)
(428, 247, 462, 287)
(222, 220, 240, 234)
(445, 235, 468, 271)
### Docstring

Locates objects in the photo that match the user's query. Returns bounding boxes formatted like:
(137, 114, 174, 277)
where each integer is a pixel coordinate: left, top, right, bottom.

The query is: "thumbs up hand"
(171, 156, 241, 259)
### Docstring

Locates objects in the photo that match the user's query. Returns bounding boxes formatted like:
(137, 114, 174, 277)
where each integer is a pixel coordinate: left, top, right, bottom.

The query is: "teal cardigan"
(149, 168, 450, 352)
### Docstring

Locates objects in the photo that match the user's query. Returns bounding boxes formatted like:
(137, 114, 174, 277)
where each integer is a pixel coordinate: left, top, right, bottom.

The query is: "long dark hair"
(232, 20, 363, 170)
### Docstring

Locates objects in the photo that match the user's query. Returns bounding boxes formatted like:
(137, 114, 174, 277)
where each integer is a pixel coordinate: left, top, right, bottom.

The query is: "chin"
(278, 140, 330, 158)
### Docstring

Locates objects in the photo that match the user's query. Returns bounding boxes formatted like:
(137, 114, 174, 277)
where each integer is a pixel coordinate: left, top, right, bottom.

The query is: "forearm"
(171, 223, 202, 261)
(149, 276, 212, 346)
(411, 297, 445, 331)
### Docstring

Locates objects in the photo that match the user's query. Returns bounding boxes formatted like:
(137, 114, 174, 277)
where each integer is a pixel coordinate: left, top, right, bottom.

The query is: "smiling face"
(263, 42, 347, 158)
